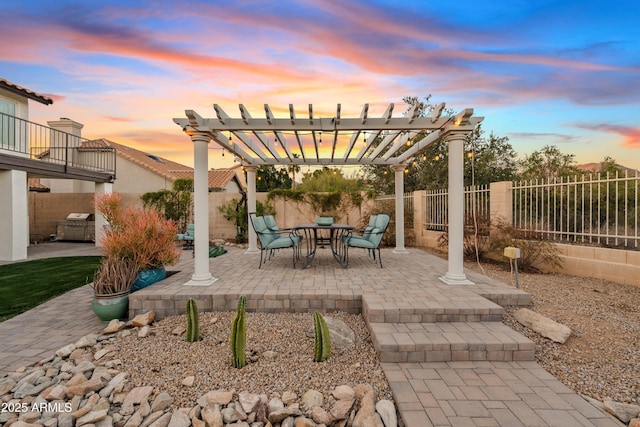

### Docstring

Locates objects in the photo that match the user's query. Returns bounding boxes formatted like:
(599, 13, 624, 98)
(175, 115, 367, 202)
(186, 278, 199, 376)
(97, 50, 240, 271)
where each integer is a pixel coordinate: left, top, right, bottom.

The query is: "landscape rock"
(305, 316, 355, 350)
(130, 311, 155, 327)
(138, 326, 153, 338)
(56, 344, 76, 358)
(514, 308, 571, 344)
(603, 398, 640, 424)
(150, 392, 174, 413)
(239, 392, 261, 414)
(201, 405, 223, 427)
(375, 399, 397, 427)
(102, 320, 126, 334)
(330, 399, 355, 421)
(301, 390, 323, 408)
(332, 385, 355, 401)
(167, 410, 190, 427)
(74, 334, 98, 348)
(181, 375, 195, 386)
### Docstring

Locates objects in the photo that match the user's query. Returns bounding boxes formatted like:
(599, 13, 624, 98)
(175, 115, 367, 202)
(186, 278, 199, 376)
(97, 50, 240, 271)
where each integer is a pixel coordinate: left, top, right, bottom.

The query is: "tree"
(253, 165, 292, 191)
(464, 127, 519, 186)
(297, 167, 362, 193)
(361, 95, 518, 192)
(519, 145, 582, 181)
(141, 178, 193, 232)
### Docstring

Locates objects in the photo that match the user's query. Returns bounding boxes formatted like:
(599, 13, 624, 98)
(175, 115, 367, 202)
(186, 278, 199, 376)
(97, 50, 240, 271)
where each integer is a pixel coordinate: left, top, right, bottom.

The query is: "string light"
(319, 131, 323, 145)
(422, 155, 427, 161)
(228, 132, 232, 144)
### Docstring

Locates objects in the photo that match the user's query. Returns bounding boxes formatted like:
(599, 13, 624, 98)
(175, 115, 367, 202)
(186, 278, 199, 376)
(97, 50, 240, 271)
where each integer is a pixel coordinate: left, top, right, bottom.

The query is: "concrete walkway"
(0, 242, 621, 427)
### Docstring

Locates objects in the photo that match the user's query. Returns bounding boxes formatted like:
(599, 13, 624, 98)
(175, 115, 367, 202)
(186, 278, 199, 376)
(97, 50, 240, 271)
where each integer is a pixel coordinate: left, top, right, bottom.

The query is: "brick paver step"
(369, 321, 535, 363)
(363, 294, 504, 324)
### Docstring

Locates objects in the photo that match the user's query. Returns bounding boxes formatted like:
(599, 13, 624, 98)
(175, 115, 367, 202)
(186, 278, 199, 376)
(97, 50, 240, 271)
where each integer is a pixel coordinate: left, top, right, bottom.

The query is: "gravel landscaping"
(113, 311, 393, 411)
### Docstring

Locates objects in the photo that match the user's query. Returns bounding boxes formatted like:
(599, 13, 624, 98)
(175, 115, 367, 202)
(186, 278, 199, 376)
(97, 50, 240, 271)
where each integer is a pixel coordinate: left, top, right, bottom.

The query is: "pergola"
(173, 102, 483, 286)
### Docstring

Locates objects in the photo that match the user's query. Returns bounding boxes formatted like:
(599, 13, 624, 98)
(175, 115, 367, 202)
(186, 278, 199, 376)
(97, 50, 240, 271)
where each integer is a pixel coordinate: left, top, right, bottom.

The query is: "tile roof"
(28, 178, 50, 192)
(83, 138, 245, 191)
(0, 77, 53, 105)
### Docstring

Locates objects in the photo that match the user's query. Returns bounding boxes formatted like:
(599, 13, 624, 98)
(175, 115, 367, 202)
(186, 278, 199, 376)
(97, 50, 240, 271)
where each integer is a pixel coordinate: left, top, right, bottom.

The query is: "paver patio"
(0, 243, 621, 426)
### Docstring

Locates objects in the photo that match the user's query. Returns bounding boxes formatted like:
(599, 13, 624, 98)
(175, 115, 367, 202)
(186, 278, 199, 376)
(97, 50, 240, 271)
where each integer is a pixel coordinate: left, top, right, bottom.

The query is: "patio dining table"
(293, 223, 354, 268)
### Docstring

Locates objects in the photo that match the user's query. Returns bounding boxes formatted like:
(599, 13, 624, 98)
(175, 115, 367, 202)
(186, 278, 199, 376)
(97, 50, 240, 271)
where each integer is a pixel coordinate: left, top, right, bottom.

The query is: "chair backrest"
(367, 213, 390, 247)
(263, 215, 279, 232)
(362, 215, 377, 239)
(249, 214, 276, 247)
(186, 223, 195, 236)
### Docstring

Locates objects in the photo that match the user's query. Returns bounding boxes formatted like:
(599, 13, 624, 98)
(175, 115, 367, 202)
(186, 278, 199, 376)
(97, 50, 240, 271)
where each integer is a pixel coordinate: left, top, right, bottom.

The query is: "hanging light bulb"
(222, 150, 225, 157)
(422, 155, 427, 161)
(404, 168, 409, 173)
(434, 155, 440, 161)
(363, 131, 367, 144)
(319, 131, 323, 145)
(228, 132, 232, 144)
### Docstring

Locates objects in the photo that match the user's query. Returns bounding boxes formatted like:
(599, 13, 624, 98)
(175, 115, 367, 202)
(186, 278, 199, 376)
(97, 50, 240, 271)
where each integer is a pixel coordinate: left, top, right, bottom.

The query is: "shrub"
(488, 219, 563, 273)
(95, 193, 180, 271)
(438, 214, 492, 261)
(91, 257, 139, 295)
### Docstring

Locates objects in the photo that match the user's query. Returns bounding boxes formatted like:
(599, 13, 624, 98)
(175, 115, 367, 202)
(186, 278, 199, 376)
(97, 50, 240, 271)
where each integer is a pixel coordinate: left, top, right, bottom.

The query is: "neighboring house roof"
(171, 169, 245, 192)
(0, 77, 53, 105)
(83, 138, 246, 191)
(28, 178, 50, 192)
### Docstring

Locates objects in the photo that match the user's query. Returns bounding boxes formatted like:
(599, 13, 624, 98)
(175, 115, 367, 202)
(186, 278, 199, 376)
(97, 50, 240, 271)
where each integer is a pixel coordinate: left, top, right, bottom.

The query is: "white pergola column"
(244, 165, 259, 254)
(94, 182, 112, 248)
(391, 164, 408, 254)
(0, 170, 28, 261)
(185, 132, 217, 286)
(440, 132, 474, 285)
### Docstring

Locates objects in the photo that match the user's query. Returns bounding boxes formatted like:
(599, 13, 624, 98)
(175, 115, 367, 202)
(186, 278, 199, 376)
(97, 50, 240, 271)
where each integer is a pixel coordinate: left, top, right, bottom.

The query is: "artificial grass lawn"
(0, 256, 102, 322)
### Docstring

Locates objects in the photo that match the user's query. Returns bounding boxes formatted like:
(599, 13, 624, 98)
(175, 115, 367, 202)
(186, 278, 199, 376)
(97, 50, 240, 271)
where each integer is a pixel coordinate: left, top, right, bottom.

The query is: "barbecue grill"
(56, 213, 95, 241)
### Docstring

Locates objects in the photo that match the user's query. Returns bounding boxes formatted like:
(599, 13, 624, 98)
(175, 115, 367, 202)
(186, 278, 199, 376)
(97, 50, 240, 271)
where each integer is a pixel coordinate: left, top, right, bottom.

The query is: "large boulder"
(305, 316, 355, 350)
(513, 308, 571, 344)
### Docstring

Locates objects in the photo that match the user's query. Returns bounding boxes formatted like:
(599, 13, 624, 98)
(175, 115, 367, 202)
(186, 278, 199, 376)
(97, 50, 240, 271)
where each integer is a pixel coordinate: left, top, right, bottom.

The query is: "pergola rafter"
(173, 102, 483, 287)
(174, 103, 481, 167)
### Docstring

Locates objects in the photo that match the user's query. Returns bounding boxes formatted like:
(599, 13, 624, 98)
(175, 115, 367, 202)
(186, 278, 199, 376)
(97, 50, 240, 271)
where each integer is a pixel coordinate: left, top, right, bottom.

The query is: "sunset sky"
(1, 0, 639, 170)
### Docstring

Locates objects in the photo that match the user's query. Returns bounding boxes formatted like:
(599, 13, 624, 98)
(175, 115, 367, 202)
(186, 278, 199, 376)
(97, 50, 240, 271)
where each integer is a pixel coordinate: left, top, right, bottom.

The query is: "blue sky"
(1, 0, 638, 170)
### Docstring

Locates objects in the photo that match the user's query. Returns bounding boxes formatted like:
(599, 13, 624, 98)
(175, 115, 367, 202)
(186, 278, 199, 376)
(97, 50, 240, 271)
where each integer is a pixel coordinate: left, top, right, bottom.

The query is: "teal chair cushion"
(264, 215, 278, 231)
(368, 215, 389, 247)
(252, 216, 277, 247)
(266, 236, 296, 249)
(347, 235, 376, 249)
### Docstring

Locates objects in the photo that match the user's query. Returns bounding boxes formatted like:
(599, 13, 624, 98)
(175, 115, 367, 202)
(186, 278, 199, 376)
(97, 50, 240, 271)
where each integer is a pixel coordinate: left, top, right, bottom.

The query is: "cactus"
(230, 295, 247, 368)
(185, 298, 199, 342)
(313, 312, 331, 362)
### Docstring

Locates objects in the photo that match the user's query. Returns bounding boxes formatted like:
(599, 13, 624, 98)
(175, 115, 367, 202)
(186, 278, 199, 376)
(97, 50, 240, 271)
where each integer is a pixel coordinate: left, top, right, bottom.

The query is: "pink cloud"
(574, 124, 640, 149)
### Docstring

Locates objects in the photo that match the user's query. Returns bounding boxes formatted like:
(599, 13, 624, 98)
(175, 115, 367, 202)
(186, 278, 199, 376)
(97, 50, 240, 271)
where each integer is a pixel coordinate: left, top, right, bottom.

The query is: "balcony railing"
(0, 112, 116, 175)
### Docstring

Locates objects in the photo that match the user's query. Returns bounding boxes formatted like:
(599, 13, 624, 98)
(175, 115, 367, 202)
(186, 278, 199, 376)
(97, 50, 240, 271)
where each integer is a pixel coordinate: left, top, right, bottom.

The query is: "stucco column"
(391, 164, 408, 254)
(440, 132, 474, 285)
(94, 182, 112, 248)
(186, 132, 217, 286)
(0, 170, 28, 261)
(244, 165, 259, 253)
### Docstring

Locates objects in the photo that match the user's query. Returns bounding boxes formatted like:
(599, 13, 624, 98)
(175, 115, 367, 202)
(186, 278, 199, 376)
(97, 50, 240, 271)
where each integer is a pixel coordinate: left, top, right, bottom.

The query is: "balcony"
(0, 112, 116, 182)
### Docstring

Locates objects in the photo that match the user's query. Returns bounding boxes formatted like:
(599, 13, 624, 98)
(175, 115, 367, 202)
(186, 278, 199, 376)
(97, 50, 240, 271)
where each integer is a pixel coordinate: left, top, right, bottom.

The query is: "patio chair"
(249, 213, 302, 268)
(341, 213, 390, 268)
(177, 223, 195, 250)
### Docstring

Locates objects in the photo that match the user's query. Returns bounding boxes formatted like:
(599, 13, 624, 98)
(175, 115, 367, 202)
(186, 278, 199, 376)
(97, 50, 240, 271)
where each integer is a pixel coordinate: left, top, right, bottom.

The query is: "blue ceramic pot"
(132, 267, 166, 292)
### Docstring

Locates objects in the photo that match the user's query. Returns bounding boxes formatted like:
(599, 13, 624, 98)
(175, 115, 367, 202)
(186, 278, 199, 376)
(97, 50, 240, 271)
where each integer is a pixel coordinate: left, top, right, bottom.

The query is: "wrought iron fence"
(375, 192, 414, 215)
(513, 171, 639, 249)
(0, 111, 116, 174)
(422, 185, 490, 231)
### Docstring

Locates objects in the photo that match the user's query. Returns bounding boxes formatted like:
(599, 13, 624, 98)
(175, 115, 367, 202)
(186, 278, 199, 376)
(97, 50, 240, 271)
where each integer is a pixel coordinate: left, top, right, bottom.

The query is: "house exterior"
(39, 134, 246, 194)
(0, 78, 53, 261)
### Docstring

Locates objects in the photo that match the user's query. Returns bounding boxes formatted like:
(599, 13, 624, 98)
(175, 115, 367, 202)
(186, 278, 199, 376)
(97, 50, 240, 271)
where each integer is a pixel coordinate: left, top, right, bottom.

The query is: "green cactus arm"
(186, 299, 200, 342)
(313, 312, 322, 362)
(319, 314, 331, 361)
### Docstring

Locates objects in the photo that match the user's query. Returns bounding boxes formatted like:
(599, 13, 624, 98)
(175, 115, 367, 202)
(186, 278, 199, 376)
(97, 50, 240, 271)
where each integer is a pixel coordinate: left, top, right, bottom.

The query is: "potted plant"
(90, 256, 139, 322)
(95, 193, 180, 292)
